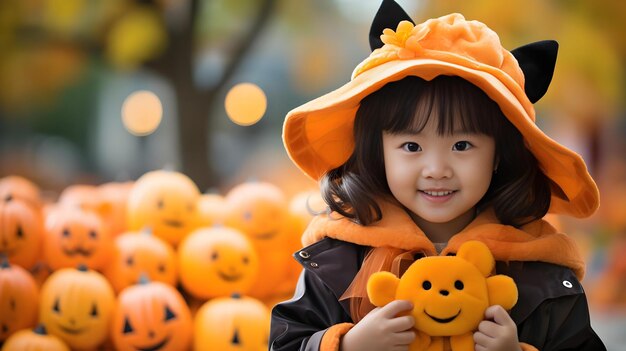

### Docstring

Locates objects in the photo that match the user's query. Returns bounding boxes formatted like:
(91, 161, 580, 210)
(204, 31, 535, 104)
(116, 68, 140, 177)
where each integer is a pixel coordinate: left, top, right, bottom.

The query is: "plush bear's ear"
(369, 0, 414, 51)
(487, 275, 518, 310)
(511, 40, 558, 103)
(367, 271, 400, 307)
(456, 241, 494, 277)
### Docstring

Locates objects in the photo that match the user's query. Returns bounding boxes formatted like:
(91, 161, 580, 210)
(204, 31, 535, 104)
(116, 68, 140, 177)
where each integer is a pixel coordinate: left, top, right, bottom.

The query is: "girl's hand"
(340, 300, 415, 351)
(473, 305, 522, 351)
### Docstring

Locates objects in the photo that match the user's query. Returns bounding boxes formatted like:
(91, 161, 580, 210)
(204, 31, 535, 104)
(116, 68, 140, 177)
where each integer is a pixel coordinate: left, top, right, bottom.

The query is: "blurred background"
(0, 0, 625, 349)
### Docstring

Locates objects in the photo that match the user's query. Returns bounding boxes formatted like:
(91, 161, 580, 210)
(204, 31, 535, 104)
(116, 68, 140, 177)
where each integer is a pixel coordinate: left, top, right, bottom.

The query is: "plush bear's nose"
(439, 290, 449, 296)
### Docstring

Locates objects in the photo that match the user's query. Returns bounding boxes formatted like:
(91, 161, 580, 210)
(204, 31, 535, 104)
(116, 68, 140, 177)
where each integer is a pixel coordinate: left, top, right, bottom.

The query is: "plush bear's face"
(397, 256, 489, 337)
(367, 241, 518, 338)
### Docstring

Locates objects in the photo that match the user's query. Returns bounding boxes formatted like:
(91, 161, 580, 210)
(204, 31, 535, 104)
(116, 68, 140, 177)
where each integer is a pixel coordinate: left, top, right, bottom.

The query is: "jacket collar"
(302, 200, 586, 279)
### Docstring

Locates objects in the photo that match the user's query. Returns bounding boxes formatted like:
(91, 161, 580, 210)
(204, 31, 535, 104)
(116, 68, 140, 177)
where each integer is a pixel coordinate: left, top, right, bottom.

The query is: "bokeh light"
(224, 83, 267, 126)
(121, 90, 163, 136)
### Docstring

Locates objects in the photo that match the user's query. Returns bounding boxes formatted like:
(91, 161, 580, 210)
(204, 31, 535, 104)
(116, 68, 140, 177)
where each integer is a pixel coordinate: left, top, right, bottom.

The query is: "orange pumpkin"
(194, 294, 270, 351)
(1, 324, 69, 351)
(0, 175, 42, 209)
(0, 197, 43, 269)
(43, 207, 113, 271)
(224, 181, 301, 301)
(39, 265, 115, 350)
(112, 279, 192, 351)
(58, 184, 101, 212)
(104, 230, 177, 293)
(98, 181, 134, 237)
(178, 227, 259, 299)
(0, 258, 39, 342)
(197, 193, 228, 227)
(127, 170, 200, 247)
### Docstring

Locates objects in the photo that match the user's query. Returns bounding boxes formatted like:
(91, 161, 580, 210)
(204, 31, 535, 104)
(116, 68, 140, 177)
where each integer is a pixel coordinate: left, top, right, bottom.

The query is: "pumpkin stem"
(77, 264, 89, 272)
(4, 194, 12, 202)
(34, 324, 47, 335)
(231, 292, 241, 299)
(138, 273, 151, 285)
(0, 255, 9, 269)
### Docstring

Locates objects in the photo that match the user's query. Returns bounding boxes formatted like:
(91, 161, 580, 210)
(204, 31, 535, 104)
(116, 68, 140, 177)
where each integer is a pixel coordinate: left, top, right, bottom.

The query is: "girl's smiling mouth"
(419, 189, 458, 202)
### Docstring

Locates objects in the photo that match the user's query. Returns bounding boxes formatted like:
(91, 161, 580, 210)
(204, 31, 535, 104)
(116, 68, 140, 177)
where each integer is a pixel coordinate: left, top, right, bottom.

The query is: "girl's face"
(382, 117, 496, 233)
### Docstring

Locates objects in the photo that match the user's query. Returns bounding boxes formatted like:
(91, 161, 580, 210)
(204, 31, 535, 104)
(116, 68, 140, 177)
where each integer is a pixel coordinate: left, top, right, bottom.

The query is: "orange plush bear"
(367, 241, 518, 351)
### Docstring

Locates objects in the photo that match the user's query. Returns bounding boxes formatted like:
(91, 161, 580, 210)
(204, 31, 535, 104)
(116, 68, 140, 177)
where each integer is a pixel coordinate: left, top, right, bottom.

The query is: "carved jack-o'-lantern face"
(104, 230, 177, 293)
(0, 259, 39, 341)
(39, 266, 115, 350)
(127, 170, 200, 247)
(44, 208, 113, 271)
(224, 182, 289, 243)
(0, 197, 43, 269)
(179, 227, 258, 299)
(112, 281, 192, 351)
(194, 294, 270, 351)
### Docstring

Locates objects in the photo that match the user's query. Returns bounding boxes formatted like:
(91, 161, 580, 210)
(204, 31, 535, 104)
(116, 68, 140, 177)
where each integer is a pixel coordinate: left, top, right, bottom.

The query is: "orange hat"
(283, 1, 599, 218)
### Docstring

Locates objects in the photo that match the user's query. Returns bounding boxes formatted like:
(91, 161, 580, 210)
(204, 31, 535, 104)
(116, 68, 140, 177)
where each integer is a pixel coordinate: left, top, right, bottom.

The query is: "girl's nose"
(421, 156, 452, 179)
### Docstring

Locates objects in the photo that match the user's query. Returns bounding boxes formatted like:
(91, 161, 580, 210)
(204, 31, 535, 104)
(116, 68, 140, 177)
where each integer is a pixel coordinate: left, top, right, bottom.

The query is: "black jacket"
(270, 238, 606, 351)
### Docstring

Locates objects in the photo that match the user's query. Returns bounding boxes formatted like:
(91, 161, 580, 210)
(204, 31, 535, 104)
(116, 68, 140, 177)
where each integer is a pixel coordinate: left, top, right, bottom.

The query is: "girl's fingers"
(473, 331, 493, 346)
(387, 315, 415, 331)
(393, 330, 416, 345)
(485, 305, 515, 327)
(478, 320, 499, 338)
(380, 300, 413, 318)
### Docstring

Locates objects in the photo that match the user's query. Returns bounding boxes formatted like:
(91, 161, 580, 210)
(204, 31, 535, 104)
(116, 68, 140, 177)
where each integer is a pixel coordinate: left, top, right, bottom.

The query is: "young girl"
(270, 1, 605, 350)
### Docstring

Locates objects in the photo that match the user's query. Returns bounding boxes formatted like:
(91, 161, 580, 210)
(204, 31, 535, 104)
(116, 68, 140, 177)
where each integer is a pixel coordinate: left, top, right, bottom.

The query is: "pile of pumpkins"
(0, 171, 325, 350)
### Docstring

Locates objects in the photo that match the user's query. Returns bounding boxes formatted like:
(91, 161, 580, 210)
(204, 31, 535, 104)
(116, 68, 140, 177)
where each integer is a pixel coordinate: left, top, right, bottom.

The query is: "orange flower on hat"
(380, 20, 428, 59)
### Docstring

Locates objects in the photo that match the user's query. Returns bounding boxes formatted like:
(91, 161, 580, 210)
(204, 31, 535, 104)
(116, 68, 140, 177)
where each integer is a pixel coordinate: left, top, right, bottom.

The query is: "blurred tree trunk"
(146, 0, 276, 191)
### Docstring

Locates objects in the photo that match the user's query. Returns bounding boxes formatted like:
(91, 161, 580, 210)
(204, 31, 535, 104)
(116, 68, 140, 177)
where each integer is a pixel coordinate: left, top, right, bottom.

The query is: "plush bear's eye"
(454, 280, 464, 290)
(422, 280, 432, 290)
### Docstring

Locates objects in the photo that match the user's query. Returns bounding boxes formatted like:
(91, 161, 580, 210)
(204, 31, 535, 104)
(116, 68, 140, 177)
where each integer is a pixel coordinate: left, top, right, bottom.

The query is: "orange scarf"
(302, 201, 585, 322)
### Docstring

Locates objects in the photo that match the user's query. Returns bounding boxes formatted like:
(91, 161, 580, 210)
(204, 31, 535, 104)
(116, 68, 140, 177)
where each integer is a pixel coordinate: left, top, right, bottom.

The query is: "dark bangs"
(382, 75, 502, 138)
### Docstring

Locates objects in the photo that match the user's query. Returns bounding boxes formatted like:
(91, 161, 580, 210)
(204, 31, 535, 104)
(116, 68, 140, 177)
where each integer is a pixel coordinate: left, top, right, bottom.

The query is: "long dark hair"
(320, 75, 552, 228)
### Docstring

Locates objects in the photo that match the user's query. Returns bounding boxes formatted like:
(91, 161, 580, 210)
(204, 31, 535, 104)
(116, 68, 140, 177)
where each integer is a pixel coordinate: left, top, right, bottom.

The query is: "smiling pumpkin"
(39, 266, 115, 350)
(127, 170, 201, 247)
(367, 241, 518, 351)
(178, 227, 258, 299)
(112, 280, 191, 351)
(43, 208, 113, 271)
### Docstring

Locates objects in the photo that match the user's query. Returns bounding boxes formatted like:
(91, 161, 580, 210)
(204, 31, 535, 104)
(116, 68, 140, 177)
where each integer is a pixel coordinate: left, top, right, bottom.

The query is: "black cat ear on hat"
(369, 0, 413, 51)
(511, 40, 558, 103)
(369, 0, 558, 104)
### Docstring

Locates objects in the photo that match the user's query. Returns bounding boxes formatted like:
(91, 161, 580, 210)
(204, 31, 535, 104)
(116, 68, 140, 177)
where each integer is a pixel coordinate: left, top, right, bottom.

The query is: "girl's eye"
(402, 142, 421, 152)
(453, 141, 472, 151)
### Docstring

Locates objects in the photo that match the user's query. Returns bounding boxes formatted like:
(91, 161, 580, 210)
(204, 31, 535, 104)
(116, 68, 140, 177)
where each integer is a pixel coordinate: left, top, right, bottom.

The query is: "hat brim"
(283, 58, 599, 218)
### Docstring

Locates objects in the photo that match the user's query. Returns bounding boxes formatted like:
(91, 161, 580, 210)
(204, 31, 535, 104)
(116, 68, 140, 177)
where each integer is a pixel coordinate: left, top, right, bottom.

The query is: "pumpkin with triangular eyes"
(0, 258, 39, 342)
(111, 279, 192, 351)
(178, 227, 258, 299)
(104, 230, 177, 293)
(43, 208, 113, 271)
(194, 294, 269, 351)
(1, 324, 69, 351)
(0, 196, 43, 270)
(127, 170, 200, 247)
(39, 266, 115, 350)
